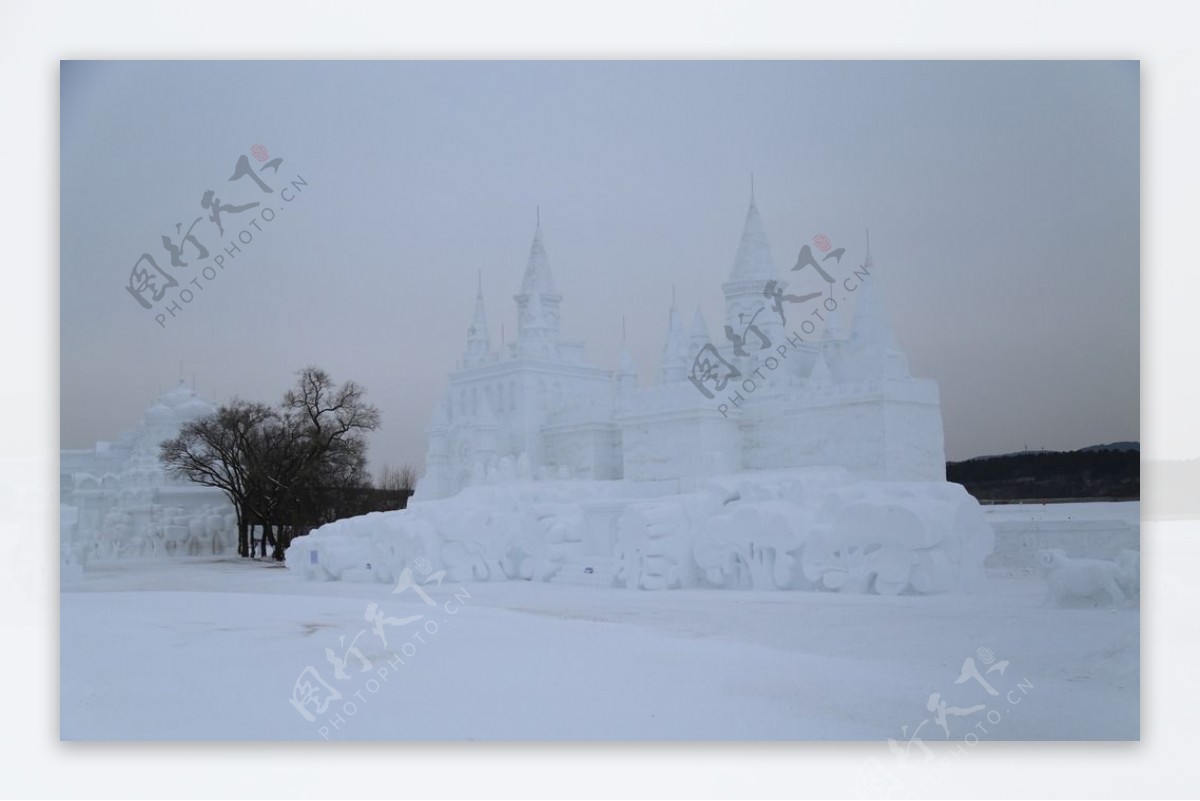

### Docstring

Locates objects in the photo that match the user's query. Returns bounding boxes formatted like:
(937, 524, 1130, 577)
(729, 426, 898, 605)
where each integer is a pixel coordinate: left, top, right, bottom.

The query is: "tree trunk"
(271, 525, 290, 562)
(260, 521, 272, 558)
(237, 517, 249, 558)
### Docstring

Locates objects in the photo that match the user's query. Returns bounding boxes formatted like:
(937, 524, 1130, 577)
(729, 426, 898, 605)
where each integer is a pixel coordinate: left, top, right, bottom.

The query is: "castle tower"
(843, 231, 910, 381)
(514, 213, 562, 348)
(660, 293, 690, 384)
(721, 184, 786, 371)
(463, 270, 492, 369)
(615, 317, 638, 404)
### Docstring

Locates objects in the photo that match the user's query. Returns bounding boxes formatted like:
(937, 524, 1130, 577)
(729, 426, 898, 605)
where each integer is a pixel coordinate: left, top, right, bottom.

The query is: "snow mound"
(286, 470, 994, 595)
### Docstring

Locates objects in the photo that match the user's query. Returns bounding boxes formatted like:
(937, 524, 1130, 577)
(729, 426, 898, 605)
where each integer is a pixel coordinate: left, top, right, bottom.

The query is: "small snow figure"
(363, 601, 422, 648)
(762, 279, 820, 326)
(688, 342, 740, 399)
(324, 630, 373, 680)
(1036, 548, 1131, 607)
(200, 189, 258, 237)
(126, 253, 178, 309)
(724, 307, 772, 357)
(926, 692, 986, 738)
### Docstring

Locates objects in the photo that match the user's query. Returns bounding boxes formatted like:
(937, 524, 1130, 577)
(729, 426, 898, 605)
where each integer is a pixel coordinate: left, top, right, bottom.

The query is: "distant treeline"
(946, 448, 1139, 502)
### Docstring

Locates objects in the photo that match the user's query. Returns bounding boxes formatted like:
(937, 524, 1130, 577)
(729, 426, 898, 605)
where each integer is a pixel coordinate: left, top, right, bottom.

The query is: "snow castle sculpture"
(421, 195, 945, 495)
(61, 380, 236, 566)
(290, 190, 994, 594)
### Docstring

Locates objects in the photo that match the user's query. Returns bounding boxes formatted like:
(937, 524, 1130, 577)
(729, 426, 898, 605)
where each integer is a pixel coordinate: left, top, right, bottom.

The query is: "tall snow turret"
(464, 270, 492, 369)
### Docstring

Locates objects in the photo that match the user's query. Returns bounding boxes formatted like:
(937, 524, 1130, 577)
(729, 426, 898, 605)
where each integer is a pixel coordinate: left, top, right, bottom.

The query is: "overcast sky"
(60, 60, 1139, 473)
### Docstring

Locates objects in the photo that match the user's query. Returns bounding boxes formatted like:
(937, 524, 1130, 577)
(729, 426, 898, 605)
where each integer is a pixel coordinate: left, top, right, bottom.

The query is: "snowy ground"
(980, 500, 1141, 526)
(61, 547, 1138, 741)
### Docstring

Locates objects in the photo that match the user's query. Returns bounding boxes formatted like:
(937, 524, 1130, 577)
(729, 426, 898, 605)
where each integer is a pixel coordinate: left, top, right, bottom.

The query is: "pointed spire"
(727, 188, 779, 282)
(469, 287, 489, 338)
(514, 212, 563, 353)
(842, 232, 911, 380)
(518, 213, 558, 297)
(465, 269, 492, 367)
(851, 232, 896, 347)
(468, 269, 489, 339)
(660, 296, 689, 384)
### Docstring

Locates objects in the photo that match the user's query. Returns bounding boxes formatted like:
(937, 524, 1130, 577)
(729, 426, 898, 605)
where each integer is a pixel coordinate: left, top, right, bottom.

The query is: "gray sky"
(60, 60, 1139, 473)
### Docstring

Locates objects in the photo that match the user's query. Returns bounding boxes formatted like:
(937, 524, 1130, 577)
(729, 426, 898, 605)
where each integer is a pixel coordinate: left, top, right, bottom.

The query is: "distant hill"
(947, 444, 1139, 502)
(963, 441, 1140, 461)
(1078, 441, 1140, 453)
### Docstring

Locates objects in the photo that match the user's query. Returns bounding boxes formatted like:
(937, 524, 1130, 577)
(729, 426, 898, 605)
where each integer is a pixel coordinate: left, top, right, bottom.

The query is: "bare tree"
(378, 463, 417, 492)
(160, 400, 277, 557)
(161, 366, 382, 561)
(398, 464, 417, 491)
(265, 367, 381, 559)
